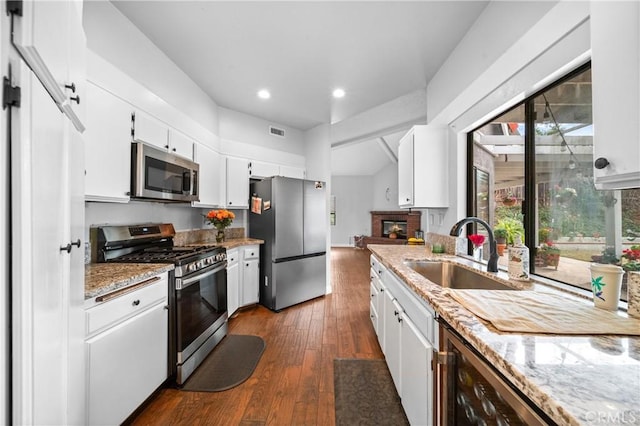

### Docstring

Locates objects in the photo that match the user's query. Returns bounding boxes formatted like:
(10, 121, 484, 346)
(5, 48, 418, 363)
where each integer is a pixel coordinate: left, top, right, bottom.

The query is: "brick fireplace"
(361, 210, 422, 247)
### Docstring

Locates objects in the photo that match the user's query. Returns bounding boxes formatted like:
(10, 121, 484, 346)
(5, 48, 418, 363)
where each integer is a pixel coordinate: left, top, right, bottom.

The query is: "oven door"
(175, 262, 227, 366)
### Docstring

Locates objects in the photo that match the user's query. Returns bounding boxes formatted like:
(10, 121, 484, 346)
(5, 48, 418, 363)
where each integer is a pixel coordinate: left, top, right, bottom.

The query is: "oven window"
(176, 268, 227, 352)
(145, 156, 190, 194)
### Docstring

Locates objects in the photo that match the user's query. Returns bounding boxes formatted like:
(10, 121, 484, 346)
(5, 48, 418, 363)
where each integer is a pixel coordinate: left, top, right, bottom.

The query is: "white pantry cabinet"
(10, 1, 86, 424)
(85, 273, 168, 425)
(227, 248, 240, 317)
(84, 82, 133, 202)
(226, 156, 250, 209)
(591, 2, 640, 190)
(398, 125, 448, 208)
(241, 245, 260, 307)
(193, 143, 224, 208)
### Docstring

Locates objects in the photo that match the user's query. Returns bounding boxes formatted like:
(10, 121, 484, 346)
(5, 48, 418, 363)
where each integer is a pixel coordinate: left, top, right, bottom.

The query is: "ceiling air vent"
(269, 126, 285, 138)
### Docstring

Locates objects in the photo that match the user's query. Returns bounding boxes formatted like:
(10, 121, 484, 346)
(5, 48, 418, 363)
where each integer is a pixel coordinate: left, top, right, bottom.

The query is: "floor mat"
(181, 334, 265, 392)
(333, 358, 409, 425)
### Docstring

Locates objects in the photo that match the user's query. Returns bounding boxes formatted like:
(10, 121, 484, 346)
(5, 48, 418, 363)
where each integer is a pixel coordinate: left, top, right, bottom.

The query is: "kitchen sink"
(404, 260, 518, 290)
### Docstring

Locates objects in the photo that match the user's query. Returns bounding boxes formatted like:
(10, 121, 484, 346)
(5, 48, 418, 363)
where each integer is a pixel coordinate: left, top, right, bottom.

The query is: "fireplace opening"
(382, 220, 407, 239)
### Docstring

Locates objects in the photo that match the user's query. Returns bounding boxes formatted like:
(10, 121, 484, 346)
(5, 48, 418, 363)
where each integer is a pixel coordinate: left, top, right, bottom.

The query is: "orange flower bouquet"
(205, 209, 235, 242)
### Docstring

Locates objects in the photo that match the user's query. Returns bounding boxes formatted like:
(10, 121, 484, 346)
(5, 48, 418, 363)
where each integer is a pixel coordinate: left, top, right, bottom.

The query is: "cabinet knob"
(59, 238, 81, 253)
(594, 157, 610, 169)
(70, 95, 80, 104)
(172, 148, 177, 152)
(165, 145, 170, 149)
(64, 83, 76, 93)
(132, 300, 140, 306)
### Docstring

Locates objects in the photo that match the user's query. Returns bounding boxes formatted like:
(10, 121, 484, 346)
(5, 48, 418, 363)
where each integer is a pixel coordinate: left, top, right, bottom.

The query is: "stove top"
(112, 246, 214, 263)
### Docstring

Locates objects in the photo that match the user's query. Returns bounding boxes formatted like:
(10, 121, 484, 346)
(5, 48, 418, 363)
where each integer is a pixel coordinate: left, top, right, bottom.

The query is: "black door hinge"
(6, 0, 23, 16)
(3, 76, 21, 109)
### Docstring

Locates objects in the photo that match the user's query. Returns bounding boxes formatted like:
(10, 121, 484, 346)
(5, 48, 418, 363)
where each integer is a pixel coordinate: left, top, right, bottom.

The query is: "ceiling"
(111, 1, 489, 176)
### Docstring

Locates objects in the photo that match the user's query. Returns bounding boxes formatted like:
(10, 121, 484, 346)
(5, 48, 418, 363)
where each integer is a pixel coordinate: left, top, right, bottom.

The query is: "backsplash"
(426, 232, 457, 254)
(174, 227, 246, 246)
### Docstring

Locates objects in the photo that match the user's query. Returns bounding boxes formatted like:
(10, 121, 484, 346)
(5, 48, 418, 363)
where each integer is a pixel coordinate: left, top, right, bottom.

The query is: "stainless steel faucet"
(449, 217, 500, 273)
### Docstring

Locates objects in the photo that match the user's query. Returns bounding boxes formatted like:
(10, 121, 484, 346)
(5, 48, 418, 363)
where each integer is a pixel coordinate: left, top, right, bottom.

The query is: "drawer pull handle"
(132, 299, 140, 306)
(95, 276, 162, 303)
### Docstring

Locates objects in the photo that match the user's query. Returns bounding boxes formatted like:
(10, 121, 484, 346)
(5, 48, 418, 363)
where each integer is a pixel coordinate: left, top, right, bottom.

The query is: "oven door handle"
(177, 263, 226, 290)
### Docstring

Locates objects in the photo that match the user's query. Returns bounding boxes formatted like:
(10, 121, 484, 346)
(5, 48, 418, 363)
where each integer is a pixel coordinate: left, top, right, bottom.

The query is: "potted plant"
(536, 242, 561, 269)
(494, 218, 524, 246)
(204, 209, 236, 242)
(502, 192, 517, 206)
(493, 227, 508, 256)
(621, 245, 640, 285)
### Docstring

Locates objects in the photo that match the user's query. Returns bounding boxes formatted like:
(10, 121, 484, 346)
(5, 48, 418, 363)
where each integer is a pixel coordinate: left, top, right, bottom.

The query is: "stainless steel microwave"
(131, 141, 199, 202)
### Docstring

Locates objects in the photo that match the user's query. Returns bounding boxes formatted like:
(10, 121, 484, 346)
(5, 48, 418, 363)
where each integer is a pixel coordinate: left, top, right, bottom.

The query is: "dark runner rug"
(182, 334, 265, 392)
(334, 358, 409, 425)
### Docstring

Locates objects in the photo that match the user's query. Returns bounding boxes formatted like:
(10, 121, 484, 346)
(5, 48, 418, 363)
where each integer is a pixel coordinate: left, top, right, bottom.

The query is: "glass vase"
(216, 229, 225, 243)
(473, 246, 483, 262)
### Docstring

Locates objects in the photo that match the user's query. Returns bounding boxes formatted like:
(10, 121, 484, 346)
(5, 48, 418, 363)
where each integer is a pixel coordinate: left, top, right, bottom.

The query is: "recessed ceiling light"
(332, 88, 345, 98)
(257, 89, 271, 99)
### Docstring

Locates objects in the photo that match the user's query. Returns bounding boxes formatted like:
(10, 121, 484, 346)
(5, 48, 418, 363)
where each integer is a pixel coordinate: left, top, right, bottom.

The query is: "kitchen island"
(368, 244, 640, 426)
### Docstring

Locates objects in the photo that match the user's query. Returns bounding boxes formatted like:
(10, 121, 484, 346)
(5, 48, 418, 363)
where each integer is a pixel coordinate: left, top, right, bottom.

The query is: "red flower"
(468, 234, 485, 248)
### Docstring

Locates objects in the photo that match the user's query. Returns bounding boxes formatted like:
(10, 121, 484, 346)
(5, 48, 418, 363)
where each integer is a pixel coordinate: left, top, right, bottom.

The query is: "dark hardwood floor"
(129, 247, 382, 426)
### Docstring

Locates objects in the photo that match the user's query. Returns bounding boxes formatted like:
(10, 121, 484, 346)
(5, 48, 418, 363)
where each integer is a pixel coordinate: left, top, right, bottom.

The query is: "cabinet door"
(168, 129, 194, 160)
(86, 302, 168, 425)
(250, 160, 280, 179)
(133, 110, 169, 151)
(227, 251, 240, 317)
(400, 313, 433, 426)
(591, 2, 640, 189)
(398, 131, 414, 207)
(383, 290, 402, 393)
(279, 165, 306, 179)
(226, 156, 250, 208)
(242, 259, 260, 306)
(193, 143, 223, 208)
(84, 83, 132, 202)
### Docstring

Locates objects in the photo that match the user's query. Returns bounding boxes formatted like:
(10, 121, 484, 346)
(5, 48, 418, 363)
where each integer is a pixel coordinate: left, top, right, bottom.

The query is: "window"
(469, 63, 640, 301)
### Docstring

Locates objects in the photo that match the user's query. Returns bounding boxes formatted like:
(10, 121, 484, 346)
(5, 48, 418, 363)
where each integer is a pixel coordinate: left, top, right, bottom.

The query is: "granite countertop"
(367, 244, 640, 426)
(85, 263, 174, 302)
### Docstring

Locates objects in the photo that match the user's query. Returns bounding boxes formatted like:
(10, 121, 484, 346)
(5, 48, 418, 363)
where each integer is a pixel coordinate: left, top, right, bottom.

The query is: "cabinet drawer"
(227, 248, 239, 264)
(243, 246, 259, 260)
(86, 274, 168, 336)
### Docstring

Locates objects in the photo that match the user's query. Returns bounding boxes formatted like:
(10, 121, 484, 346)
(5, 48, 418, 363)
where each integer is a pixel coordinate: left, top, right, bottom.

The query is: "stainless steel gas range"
(92, 223, 228, 385)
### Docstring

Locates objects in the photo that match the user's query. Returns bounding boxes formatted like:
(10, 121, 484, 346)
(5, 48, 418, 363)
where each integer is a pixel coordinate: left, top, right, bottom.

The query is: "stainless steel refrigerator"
(249, 177, 327, 311)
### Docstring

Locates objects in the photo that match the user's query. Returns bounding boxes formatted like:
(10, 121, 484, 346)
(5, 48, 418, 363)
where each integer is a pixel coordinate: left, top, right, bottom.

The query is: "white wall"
(330, 176, 374, 246)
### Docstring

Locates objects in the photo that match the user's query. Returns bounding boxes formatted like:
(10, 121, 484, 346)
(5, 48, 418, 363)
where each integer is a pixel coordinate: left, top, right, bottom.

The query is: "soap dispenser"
(508, 235, 530, 281)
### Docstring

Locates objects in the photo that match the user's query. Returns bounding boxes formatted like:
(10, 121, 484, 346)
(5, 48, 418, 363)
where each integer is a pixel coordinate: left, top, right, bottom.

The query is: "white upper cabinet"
(398, 125, 448, 208)
(250, 160, 280, 179)
(132, 110, 194, 160)
(249, 160, 306, 180)
(168, 129, 196, 160)
(132, 110, 169, 151)
(226, 156, 250, 209)
(84, 83, 132, 203)
(192, 143, 223, 208)
(591, 1, 640, 190)
(279, 165, 306, 179)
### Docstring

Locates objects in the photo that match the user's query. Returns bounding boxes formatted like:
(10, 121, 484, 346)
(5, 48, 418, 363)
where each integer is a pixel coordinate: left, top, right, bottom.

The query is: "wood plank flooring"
(128, 247, 382, 426)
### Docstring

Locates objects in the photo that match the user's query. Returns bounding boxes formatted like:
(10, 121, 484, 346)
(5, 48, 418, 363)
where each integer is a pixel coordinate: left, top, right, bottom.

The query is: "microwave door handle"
(182, 171, 189, 193)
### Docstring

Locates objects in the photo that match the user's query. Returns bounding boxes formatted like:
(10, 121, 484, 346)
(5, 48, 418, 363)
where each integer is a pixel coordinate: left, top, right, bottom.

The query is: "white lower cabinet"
(85, 274, 168, 425)
(383, 289, 402, 391)
(241, 245, 260, 307)
(400, 311, 433, 426)
(227, 248, 240, 317)
(371, 255, 436, 426)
